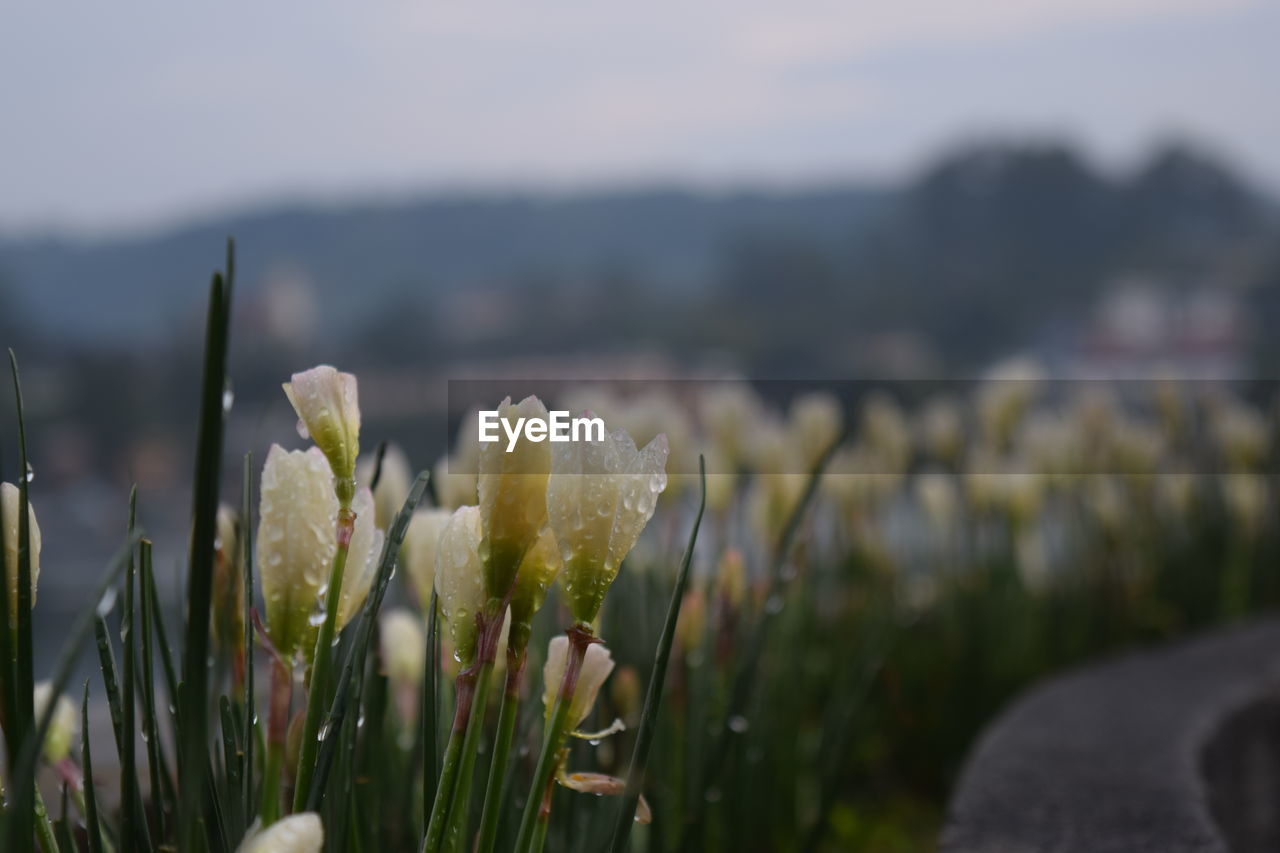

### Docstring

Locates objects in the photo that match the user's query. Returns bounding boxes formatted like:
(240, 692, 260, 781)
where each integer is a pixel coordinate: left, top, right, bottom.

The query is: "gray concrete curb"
(940, 619, 1280, 853)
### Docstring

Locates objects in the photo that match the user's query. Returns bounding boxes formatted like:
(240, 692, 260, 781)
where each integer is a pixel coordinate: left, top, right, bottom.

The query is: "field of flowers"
(3, 251, 1279, 852)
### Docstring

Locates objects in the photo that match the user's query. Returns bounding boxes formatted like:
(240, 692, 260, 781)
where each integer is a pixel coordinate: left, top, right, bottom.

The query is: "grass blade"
(81, 683, 105, 853)
(680, 432, 844, 847)
(241, 452, 256, 823)
(7, 537, 137, 850)
(138, 539, 175, 837)
(306, 471, 430, 811)
(8, 349, 37, 852)
(608, 456, 707, 853)
(178, 253, 234, 851)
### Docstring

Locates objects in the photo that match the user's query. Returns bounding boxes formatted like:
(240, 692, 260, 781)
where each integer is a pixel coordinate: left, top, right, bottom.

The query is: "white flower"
(788, 391, 843, 469)
(335, 486, 385, 629)
(356, 443, 412, 531)
(433, 506, 487, 665)
(236, 813, 324, 853)
(546, 425, 668, 623)
(403, 507, 452, 613)
(508, 526, 563, 653)
(542, 636, 615, 729)
(256, 445, 337, 662)
(283, 365, 361, 490)
(33, 681, 77, 763)
(2, 481, 41, 615)
(478, 396, 551, 598)
(380, 608, 426, 688)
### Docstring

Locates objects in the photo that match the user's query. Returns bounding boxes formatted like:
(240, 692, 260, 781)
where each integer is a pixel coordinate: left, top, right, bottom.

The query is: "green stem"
(422, 675, 476, 853)
(514, 624, 594, 853)
(34, 787, 58, 853)
(293, 505, 354, 811)
(441, 658, 495, 852)
(530, 813, 550, 853)
(475, 649, 526, 853)
(261, 655, 291, 825)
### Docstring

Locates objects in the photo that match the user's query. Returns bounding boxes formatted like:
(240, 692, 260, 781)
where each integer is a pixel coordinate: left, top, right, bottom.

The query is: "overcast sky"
(3, 0, 1277, 236)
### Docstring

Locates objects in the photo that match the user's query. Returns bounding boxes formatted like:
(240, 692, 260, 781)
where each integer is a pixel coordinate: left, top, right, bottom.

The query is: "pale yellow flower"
(434, 506, 487, 665)
(546, 426, 668, 624)
(542, 636, 615, 729)
(478, 396, 551, 598)
(237, 813, 323, 853)
(1, 481, 40, 615)
(256, 445, 336, 662)
(283, 365, 361, 493)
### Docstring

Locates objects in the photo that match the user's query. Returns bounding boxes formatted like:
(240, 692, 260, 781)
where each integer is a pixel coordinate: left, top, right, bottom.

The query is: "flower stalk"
(292, 503, 354, 812)
(514, 623, 598, 853)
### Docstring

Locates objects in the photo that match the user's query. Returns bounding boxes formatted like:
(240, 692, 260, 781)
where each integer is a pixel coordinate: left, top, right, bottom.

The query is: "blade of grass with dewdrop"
(7, 349, 38, 851)
(681, 432, 845, 847)
(143, 549, 180, 727)
(608, 456, 707, 853)
(121, 488, 146, 852)
(6, 536, 136, 851)
(240, 453, 256, 823)
(94, 611, 152, 850)
(219, 696, 246, 841)
(420, 591, 441, 834)
(138, 538, 176, 836)
(305, 471, 430, 812)
(178, 248, 234, 851)
(81, 683, 105, 853)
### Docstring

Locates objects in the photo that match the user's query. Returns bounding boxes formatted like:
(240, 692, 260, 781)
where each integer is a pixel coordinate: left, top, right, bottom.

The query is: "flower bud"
(283, 365, 361, 498)
(789, 391, 843, 469)
(381, 608, 426, 685)
(356, 443, 412, 532)
(403, 507, 451, 613)
(2, 481, 41, 615)
(257, 445, 337, 663)
(508, 527, 563, 654)
(434, 506, 487, 666)
(478, 396, 552, 599)
(334, 486, 385, 630)
(236, 813, 324, 853)
(33, 681, 77, 764)
(211, 504, 246, 668)
(546, 426, 668, 624)
(542, 636, 615, 729)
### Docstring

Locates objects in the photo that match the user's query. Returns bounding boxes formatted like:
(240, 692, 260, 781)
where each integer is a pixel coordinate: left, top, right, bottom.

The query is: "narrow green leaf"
(120, 489, 145, 852)
(7, 538, 136, 851)
(138, 539, 174, 837)
(179, 250, 234, 852)
(9, 349, 37, 852)
(241, 452, 256, 823)
(608, 456, 707, 853)
(421, 591, 440, 834)
(306, 471, 430, 811)
(681, 431, 845, 846)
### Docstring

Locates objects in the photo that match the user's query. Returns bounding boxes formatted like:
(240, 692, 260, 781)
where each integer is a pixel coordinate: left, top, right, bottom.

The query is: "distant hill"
(0, 188, 888, 347)
(1, 139, 1275, 372)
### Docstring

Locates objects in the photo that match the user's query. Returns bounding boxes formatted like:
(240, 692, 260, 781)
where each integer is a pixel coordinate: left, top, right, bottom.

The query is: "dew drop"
(23, 463, 34, 483)
(317, 720, 333, 742)
(96, 587, 118, 617)
(308, 608, 327, 627)
(764, 595, 784, 615)
(222, 385, 235, 414)
(728, 715, 750, 734)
